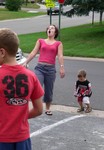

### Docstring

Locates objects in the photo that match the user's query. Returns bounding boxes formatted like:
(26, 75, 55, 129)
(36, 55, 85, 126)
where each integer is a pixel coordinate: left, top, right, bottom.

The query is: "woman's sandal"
(45, 110, 53, 115)
(85, 107, 92, 113)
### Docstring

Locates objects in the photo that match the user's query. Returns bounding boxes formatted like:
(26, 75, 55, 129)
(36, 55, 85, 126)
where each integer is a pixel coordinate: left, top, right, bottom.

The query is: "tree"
(5, 0, 22, 11)
(64, 0, 104, 25)
(96, 0, 104, 24)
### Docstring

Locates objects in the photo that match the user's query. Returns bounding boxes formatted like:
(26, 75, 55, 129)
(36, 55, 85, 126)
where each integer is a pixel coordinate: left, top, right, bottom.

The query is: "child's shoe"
(77, 107, 84, 112)
(85, 107, 92, 113)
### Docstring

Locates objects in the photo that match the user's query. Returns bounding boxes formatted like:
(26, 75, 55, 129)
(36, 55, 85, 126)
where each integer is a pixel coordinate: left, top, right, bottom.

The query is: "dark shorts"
(35, 64, 56, 103)
(0, 138, 31, 150)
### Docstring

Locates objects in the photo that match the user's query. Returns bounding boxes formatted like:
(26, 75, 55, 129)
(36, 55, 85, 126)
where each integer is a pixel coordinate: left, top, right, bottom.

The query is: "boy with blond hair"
(74, 70, 92, 113)
(0, 28, 44, 150)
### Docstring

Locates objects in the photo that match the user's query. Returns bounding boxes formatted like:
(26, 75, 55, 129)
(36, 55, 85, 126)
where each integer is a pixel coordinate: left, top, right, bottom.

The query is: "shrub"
(5, 0, 22, 11)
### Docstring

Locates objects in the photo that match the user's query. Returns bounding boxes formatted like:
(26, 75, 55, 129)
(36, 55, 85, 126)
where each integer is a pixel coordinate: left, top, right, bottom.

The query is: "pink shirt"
(38, 39, 61, 64)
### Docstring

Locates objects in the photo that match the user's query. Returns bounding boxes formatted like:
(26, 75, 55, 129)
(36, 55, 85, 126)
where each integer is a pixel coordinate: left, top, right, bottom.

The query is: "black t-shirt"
(75, 80, 92, 97)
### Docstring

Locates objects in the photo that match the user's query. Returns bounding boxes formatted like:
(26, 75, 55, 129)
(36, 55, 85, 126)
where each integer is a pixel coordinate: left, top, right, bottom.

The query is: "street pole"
(50, 7, 52, 25)
(58, 3, 61, 41)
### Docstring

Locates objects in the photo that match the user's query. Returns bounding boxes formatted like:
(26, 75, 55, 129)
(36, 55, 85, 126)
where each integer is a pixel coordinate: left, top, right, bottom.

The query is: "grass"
(22, 3, 40, 9)
(18, 23, 104, 58)
(0, 8, 46, 20)
(61, 24, 104, 58)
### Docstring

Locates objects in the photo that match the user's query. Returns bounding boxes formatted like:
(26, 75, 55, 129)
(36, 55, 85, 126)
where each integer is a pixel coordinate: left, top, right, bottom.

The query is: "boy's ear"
(0, 48, 6, 58)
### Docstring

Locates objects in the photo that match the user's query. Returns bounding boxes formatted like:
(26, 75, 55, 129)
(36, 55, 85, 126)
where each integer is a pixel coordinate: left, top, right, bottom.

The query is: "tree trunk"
(99, 10, 103, 25)
(92, 9, 94, 25)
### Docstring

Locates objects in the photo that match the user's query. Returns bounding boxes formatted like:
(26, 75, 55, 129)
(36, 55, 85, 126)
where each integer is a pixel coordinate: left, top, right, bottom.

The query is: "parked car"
(16, 48, 27, 65)
(0, 0, 5, 5)
(47, 2, 63, 15)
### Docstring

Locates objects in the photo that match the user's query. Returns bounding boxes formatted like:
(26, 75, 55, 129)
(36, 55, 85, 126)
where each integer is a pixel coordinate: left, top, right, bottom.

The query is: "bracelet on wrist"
(60, 65, 64, 67)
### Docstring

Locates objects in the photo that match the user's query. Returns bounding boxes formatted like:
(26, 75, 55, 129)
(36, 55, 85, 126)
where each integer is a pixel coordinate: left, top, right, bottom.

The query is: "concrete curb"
(24, 53, 104, 62)
(64, 56, 104, 62)
(50, 104, 104, 118)
(29, 102, 104, 118)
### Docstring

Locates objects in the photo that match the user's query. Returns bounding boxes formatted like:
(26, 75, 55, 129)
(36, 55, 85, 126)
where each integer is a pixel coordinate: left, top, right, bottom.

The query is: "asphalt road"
(0, 12, 101, 34)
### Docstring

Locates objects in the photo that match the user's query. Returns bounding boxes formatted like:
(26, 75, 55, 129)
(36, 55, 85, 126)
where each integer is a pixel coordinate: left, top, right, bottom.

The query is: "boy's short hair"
(0, 28, 19, 56)
(78, 70, 87, 78)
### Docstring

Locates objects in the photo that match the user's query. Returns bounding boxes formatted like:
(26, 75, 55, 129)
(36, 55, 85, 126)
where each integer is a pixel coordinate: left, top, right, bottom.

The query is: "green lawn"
(0, 8, 46, 20)
(18, 24, 104, 58)
(22, 3, 40, 9)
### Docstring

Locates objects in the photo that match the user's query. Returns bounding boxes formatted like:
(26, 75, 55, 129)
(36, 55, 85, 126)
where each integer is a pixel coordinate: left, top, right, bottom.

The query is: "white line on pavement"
(30, 114, 85, 138)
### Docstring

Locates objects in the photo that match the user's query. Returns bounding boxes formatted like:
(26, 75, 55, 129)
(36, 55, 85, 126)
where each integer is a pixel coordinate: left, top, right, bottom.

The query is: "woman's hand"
(60, 66, 65, 78)
(22, 61, 28, 68)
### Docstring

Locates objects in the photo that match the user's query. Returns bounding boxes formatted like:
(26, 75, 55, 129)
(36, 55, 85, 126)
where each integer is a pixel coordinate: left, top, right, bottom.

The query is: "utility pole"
(58, 0, 65, 40)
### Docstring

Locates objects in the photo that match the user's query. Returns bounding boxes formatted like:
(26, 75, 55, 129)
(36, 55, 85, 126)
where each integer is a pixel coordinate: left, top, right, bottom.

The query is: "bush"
(5, 0, 22, 11)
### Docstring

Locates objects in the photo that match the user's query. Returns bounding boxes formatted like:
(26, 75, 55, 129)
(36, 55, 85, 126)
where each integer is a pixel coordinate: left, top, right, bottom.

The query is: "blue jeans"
(35, 64, 56, 102)
(0, 138, 31, 150)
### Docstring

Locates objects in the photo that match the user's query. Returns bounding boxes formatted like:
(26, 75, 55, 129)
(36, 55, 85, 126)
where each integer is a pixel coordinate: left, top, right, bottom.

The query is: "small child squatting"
(74, 70, 92, 113)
